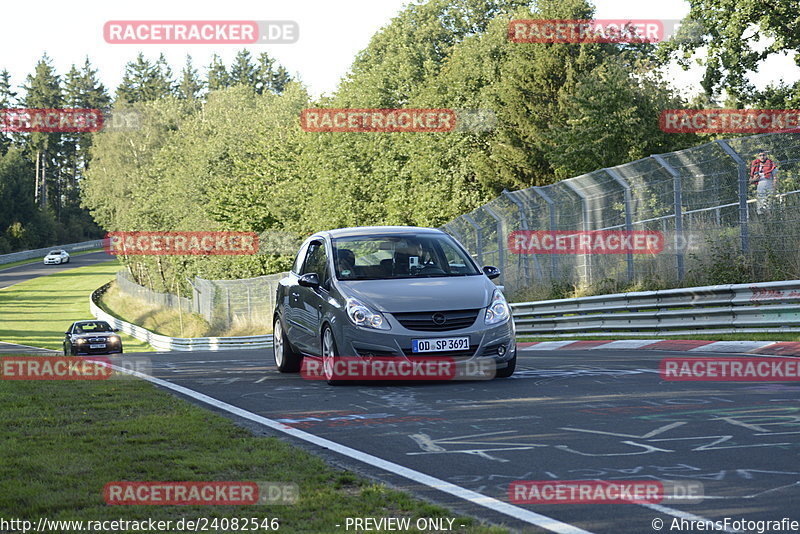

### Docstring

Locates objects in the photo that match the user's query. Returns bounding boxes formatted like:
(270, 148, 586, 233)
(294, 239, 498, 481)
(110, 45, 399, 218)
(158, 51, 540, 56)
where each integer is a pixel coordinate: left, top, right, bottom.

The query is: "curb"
(519, 339, 800, 356)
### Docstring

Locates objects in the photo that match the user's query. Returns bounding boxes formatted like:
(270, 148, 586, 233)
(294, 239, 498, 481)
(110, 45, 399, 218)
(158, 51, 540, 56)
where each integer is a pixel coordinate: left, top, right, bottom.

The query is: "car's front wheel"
(495, 354, 516, 378)
(321, 325, 344, 386)
(273, 316, 302, 373)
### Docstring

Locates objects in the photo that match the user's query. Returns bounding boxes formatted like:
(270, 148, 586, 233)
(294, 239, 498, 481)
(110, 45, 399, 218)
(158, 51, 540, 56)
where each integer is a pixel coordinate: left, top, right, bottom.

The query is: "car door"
(283, 241, 310, 342)
(295, 240, 331, 353)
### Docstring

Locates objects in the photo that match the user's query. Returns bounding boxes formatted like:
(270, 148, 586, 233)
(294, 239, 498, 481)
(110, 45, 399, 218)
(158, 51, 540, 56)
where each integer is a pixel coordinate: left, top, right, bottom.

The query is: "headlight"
(76, 338, 86, 344)
(346, 298, 390, 330)
(484, 289, 510, 325)
(109, 336, 120, 343)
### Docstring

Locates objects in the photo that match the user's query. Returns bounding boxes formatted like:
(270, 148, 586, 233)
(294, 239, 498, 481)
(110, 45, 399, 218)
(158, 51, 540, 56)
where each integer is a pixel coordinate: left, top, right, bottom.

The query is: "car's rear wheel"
(322, 325, 343, 386)
(273, 316, 302, 373)
(495, 354, 516, 378)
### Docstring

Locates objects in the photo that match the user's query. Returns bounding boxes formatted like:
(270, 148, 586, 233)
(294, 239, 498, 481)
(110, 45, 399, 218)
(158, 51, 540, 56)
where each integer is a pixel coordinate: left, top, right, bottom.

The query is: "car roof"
(314, 226, 445, 239)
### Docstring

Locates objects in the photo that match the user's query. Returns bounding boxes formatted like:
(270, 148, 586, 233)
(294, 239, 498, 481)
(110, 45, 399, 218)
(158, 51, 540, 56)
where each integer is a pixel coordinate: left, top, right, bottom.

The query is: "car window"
(291, 241, 310, 274)
(301, 241, 330, 288)
(331, 234, 479, 280)
(74, 321, 112, 333)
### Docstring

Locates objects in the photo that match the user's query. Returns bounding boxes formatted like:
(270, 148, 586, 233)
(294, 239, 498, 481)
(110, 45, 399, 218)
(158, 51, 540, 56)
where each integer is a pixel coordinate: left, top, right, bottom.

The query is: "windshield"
(49, 250, 62, 255)
(74, 321, 113, 333)
(332, 234, 480, 280)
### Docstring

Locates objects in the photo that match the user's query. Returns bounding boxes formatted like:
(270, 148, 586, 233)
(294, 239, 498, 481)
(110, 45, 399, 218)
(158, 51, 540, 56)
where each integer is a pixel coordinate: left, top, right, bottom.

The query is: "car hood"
(337, 276, 495, 313)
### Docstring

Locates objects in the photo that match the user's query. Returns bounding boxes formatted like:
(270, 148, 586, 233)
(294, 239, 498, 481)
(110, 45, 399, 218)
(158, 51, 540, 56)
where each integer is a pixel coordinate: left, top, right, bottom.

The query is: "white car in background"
(43, 250, 70, 265)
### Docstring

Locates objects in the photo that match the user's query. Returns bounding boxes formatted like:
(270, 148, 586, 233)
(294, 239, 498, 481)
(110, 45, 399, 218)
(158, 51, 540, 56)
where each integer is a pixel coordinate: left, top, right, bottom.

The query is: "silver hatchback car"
(273, 226, 516, 384)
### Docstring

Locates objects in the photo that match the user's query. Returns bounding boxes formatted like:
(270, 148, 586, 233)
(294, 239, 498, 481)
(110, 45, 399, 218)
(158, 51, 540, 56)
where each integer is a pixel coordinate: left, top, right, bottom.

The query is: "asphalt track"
(3, 258, 799, 532)
(128, 347, 800, 533)
(0, 250, 113, 290)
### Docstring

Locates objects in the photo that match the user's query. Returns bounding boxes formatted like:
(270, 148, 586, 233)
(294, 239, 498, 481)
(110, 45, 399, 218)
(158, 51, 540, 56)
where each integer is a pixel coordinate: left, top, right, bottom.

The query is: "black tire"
(273, 316, 302, 373)
(65, 257, 69, 263)
(321, 325, 344, 386)
(495, 354, 516, 378)
(63, 343, 69, 356)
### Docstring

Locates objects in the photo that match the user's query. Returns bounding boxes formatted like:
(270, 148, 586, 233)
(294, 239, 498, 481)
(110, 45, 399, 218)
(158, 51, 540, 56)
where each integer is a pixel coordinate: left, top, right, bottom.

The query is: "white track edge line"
(107, 363, 594, 534)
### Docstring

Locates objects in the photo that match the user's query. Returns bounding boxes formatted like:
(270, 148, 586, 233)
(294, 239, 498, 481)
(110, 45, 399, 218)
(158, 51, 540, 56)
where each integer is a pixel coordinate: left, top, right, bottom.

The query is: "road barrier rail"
(0, 239, 105, 266)
(90, 283, 273, 352)
(511, 280, 800, 337)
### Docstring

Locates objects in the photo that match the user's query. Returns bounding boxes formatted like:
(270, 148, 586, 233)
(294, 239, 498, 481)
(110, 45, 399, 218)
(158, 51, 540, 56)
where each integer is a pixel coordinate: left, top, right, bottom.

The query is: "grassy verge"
(99, 281, 271, 338)
(519, 333, 800, 342)
(0, 262, 152, 352)
(0, 360, 505, 533)
(0, 248, 104, 271)
(99, 282, 211, 338)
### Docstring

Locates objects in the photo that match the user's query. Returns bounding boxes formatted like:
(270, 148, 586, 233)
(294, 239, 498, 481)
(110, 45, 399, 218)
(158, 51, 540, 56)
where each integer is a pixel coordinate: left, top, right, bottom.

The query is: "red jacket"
(750, 158, 777, 182)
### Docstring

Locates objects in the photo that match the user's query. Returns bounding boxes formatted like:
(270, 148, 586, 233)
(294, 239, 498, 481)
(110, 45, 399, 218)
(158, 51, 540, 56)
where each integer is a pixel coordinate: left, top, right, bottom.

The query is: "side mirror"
(483, 265, 501, 280)
(113, 328, 120, 332)
(298, 273, 320, 288)
(64, 331, 71, 335)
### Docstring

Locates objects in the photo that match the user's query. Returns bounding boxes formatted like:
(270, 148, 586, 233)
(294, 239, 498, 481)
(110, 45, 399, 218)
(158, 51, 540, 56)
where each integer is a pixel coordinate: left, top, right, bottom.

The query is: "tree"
(178, 55, 203, 100)
(116, 53, 174, 103)
(229, 50, 256, 88)
(207, 54, 230, 91)
(0, 69, 16, 155)
(22, 54, 63, 211)
(657, 0, 800, 101)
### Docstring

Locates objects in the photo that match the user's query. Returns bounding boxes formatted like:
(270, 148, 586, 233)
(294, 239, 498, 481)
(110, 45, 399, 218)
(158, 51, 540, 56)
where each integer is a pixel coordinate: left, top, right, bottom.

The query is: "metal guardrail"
(511, 280, 800, 337)
(89, 283, 273, 352)
(0, 239, 105, 266)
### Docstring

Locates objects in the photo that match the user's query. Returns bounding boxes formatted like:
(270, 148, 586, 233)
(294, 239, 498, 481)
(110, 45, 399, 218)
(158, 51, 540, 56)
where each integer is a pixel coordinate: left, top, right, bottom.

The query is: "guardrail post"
(715, 139, 750, 254)
(502, 189, 543, 283)
(462, 214, 484, 266)
(482, 204, 506, 286)
(604, 167, 635, 281)
(533, 187, 558, 280)
(562, 181, 592, 285)
(652, 154, 685, 281)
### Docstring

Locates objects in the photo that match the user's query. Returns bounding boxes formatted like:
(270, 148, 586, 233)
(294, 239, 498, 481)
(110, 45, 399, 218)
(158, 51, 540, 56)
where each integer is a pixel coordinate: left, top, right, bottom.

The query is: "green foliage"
(657, 0, 800, 102)
(78, 0, 706, 291)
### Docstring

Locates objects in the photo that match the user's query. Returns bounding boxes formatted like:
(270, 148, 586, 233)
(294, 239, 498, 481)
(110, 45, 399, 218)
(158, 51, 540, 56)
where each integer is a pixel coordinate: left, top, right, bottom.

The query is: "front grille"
(354, 348, 397, 357)
(393, 309, 481, 332)
(87, 337, 107, 343)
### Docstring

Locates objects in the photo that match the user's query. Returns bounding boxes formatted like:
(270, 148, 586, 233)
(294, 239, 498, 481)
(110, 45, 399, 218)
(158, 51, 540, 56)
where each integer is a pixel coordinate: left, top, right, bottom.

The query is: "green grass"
(0, 248, 104, 271)
(0, 262, 152, 352)
(0, 356, 506, 533)
(519, 333, 800, 342)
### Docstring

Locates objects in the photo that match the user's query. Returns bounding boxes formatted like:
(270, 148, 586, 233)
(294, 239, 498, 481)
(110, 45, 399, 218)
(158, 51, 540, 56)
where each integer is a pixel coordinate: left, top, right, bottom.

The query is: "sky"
(1, 0, 798, 101)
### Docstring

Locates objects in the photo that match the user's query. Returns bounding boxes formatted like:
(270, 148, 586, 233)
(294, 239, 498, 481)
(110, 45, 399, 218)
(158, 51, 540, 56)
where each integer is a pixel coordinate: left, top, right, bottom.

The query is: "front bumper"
(337, 316, 516, 365)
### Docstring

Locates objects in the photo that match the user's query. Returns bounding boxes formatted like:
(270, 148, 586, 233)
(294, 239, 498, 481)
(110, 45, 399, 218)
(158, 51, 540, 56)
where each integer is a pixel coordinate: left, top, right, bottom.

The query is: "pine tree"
(229, 50, 256, 88)
(178, 55, 203, 100)
(272, 66, 291, 94)
(207, 54, 230, 91)
(0, 69, 16, 154)
(22, 54, 63, 211)
(63, 58, 110, 212)
(116, 53, 174, 103)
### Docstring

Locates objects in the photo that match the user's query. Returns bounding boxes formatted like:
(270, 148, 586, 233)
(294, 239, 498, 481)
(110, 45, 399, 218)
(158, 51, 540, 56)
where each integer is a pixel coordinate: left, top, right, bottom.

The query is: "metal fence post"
(482, 205, 506, 286)
(604, 167, 635, 281)
(502, 189, 543, 282)
(562, 180, 592, 284)
(533, 186, 558, 279)
(715, 139, 751, 253)
(652, 154, 685, 281)
(462, 214, 484, 266)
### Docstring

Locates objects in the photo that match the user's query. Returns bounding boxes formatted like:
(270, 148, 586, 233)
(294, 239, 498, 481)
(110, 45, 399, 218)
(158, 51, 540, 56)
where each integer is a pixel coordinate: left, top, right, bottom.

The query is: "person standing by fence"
(750, 149, 778, 214)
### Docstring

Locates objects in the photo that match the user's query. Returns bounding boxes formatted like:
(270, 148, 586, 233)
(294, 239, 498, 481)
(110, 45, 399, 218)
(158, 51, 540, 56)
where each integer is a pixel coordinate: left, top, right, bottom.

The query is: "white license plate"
(412, 337, 470, 353)
(89, 344, 106, 349)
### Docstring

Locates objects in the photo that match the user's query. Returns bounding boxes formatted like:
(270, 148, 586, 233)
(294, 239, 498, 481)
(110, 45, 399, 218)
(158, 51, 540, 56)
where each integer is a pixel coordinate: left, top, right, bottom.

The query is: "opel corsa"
(273, 226, 516, 384)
